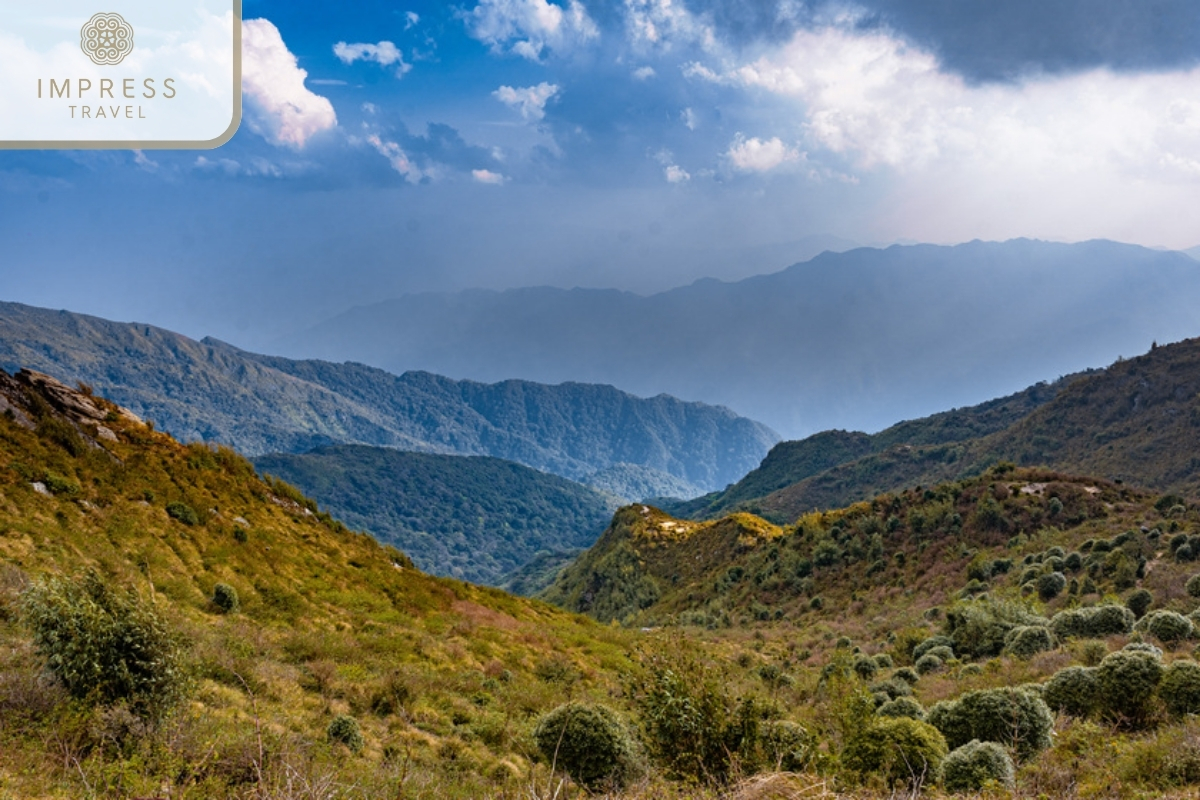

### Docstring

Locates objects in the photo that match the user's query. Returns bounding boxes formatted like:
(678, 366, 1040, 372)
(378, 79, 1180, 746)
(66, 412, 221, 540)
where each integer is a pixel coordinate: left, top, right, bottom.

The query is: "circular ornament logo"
(80, 12, 134, 66)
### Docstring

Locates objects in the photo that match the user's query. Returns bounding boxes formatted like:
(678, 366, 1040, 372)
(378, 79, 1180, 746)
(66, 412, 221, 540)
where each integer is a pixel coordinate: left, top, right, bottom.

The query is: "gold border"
(0, 0, 242, 150)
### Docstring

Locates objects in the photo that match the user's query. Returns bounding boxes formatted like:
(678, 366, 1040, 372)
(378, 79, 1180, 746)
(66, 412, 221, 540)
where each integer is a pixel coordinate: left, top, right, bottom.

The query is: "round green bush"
(1135, 610, 1194, 644)
(892, 667, 920, 685)
(1096, 650, 1164, 726)
(873, 653, 894, 669)
(20, 571, 187, 720)
(958, 663, 983, 678)
(1124, 641, 1163, 658)
(762, 720, 813, 772)
(1004, 625, 1057, 659)
(1187, 575, 1200, 599)
(165, 501, 199, 526)
(942, 739, 1015, 793)
(1037, 572, 1067, 601)
(877, 696, 925, 720)
(327, 714, 363, 754)
(1065, 552, 1083, 572)
(212, 583, 239, 614)
(853, 655, 879, 681)
(843, 717, 947, 788)
(1159, 660, 1200, 718)
(926, 645, 955, 662)
(1127, 589, 1154, 619)
(913, 636, 955, 661)
(927, 688, 1052, 762)
(534, 702, 638, 790)
(1050, 605, 1135, 640)
(1043, 666, 1099, 718)
(1019, 566, 1041, 585)
(915, 654, 943, 675)
(870, 678, 913, 700)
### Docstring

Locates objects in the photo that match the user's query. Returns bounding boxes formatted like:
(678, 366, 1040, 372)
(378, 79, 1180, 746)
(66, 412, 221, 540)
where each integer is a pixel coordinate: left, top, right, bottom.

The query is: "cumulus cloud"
(493, 82, 561, 120)
(624, 0, 717, 52)
(664, 164, 690, 182)
(334, 41, 412, 76)
(404, 11, 420, 30)
(367, 134, 423, 182)
(473, 169, 506, 184)
(242, 18, 337, 148)
(686, 24, 1200, 245)
(632, 65, 656, 80)
(465, 0, 598, 61)
(726, 135, 799, 172)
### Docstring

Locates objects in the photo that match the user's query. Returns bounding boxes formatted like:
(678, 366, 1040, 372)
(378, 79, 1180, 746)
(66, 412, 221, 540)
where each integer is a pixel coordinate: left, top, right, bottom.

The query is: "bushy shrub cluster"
(21, 571, 187, 720)
(165, 501, 199, 526)
(1096, 649, 1164, 726)
(1049, 604, 1135, 639)
(1126, 588, 1154, 619)
(842, 717, 947, 789)
(942, 739, 1015, 792)
(927, 688, 1052, 761)
(212, 583, 239, 614)
(534, 702, 639, 789)
(912, 635, 954, 662)
(1159, 661, 1200, 718)
(1043, 666, 1099, 717)
(327, 714, 364, 754)
(877, 696, 925, 721)
(1135, 610, 1194, 644)
(1186, 574, 1200, 599)
(915, 654, 943, 675)
(945, 598, 1048, 659)
(1037, 571, 1067, 601)
(1004, 625, 1056, 659)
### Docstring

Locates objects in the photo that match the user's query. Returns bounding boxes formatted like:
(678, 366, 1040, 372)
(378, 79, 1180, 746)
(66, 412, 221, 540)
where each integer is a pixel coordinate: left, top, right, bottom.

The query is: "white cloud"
(473, 169, 506, 184)
(465, 0, 598, 61)
(681, 107, 697, 130)
(664, 164, 690, 183)
(493, 82, 560, 121)
(405, 11, 420, 30)
(726, 135, 799, 172)
(687, 25, 1200, 247)
(624, 0, 716, 52)
(632, 65, 656, 80)
(334, 41, 412, 77)
(367, 134, 423, 182)
(242, 18, 337, 148)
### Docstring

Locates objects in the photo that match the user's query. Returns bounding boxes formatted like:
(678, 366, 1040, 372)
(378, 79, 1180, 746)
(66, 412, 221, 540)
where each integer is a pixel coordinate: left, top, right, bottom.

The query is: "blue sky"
(3, 0, 1200, 349)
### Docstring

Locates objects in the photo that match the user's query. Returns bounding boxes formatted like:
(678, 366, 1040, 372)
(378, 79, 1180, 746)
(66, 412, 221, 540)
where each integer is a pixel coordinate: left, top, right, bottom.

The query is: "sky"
(3, 0, 1200, 350)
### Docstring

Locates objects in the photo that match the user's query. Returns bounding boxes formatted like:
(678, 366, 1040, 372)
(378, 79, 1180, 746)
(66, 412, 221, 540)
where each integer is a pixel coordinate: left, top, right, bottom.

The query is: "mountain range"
(277, 239, 1200, 438)
(0, 301, 777, 497)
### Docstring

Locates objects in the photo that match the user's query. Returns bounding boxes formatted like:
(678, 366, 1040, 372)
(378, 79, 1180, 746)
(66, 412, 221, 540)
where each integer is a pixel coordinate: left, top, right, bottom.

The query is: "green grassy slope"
(0, 368, 636, 798)
(253, 444, 618, 587)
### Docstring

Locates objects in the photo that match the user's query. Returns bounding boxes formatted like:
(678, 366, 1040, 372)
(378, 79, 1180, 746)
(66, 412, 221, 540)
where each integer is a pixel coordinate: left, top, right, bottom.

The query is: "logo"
(80, 12, 134, 66)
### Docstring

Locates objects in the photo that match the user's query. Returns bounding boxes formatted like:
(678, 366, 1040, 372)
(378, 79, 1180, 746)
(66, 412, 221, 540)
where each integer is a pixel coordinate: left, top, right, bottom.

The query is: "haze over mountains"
(279, 239, 1200, 438)
(0, 302, 777, 497)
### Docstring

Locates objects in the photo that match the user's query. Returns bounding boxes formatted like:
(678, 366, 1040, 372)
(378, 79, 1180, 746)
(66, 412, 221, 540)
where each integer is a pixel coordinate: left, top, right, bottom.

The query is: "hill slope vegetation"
(253, 445, 618, 587)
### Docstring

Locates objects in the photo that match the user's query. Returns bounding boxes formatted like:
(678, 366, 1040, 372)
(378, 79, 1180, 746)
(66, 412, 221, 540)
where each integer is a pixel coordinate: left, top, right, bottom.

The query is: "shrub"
(945, 599, 1047, 659)
(762, 720, 814, 772)
(892, 667, 920, 686)
(1127, 589, 1154, 619)
(1043, 666, 1099, 718)
(926, 645, 955, 662)
(21, 571, 187, 720)
(877, 696, 925, 720)
(1038, 572, 1067, 601)
(915, 654, 943, 675)
(913, 636, 954, 662)
(1050, 604, 1135, 639)
(853, 656, 879, 681)
(1081, 640, 1108, 666)
(870, 678, 913, 700)
(534, 702, 639, 790)
(942, 739, 1015, 792)
(42, 472, 81, 496)
(1136, 610, 1194, 644)
(165, 501, 199, 526)
(927, 688, 1052, 761)
(1065, 552, 1083, 572)
(873, 654, 894, 669)
(1095, 650, 1164, 726)
(1159, 661, 1200, 718)
(211, 583, 239, 614)
(1004, 625, 1057, 659)
(842, 717, 947, 789)
(327, 715, 364, 754)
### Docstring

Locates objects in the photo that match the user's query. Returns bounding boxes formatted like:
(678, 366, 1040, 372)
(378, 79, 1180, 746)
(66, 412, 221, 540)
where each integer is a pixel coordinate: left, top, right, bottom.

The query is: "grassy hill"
(0, 300, 777, 494)
(253, 445, 618, 587)
(0, 368, 640, 798)
(669, 375, 1079, 521)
